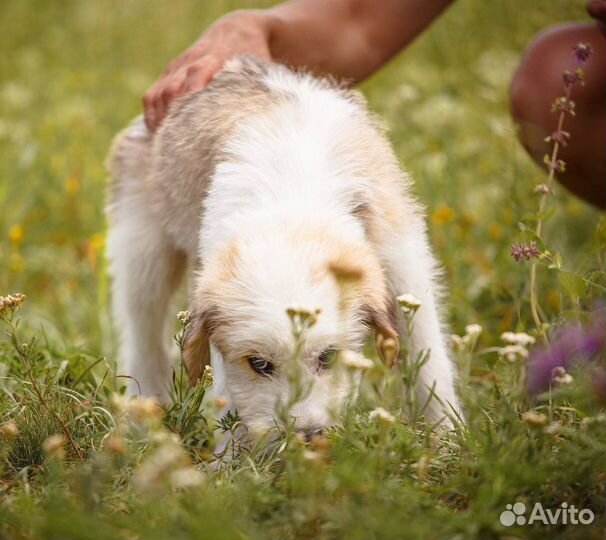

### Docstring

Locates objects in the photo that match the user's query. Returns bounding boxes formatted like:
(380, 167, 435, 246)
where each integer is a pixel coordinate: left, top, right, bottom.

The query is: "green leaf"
(558, 271, 586, 299)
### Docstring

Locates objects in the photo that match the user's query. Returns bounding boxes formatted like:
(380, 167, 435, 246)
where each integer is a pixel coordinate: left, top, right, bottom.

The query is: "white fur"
(106, 59, 461, 435)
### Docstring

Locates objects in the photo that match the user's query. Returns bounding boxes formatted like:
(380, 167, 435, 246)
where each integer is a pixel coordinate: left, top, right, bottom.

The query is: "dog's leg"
(107, 194, 186, 401)
(378, 221, 461, 426)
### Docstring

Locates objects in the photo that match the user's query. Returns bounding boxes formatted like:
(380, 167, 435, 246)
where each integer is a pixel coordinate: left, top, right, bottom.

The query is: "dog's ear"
(183, 307, 217, 385)
(361, 301, 400, 367)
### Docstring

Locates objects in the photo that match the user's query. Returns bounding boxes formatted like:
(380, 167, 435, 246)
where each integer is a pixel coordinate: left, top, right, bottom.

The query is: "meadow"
(0, 1, 604, 538)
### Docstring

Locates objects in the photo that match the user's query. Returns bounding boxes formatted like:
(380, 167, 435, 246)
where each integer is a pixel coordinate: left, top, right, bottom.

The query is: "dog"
(106, 56, 460, 434)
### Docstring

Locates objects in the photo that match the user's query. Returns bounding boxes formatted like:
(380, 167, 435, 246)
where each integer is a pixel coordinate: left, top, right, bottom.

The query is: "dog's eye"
(247, 356, 274, 376)
(318, 348, 337, 370)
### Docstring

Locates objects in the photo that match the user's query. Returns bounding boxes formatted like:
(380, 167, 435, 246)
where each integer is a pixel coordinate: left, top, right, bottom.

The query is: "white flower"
(286, 305, 321, 330)
(450, 334, 467, 351)
(170, 467, 205, 490)
(177, 310, 191, 325)
(397, 293, 422, 313)
(339, 350, 374, 371)
(500, 331, 536, 347)
(499, 344, 529, 363)
(369, 407, 396, 425)
(465, 324, 483, 339)
(551, 366, 573, 386)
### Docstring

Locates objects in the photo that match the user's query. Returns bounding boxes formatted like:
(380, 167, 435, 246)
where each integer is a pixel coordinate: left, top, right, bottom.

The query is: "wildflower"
(451, 323, 482, 351)
(500, 331, 536, 347)
(286, 305, 321, 329)
(8, 224, 23, 246)
(126, 397, 164, 422)
(339, 350, 374, 371)
(369, 406, 396, 425)
(551, 96, 575, 115)
(488, 222, 502, 241)
(572, 42, 593, 64)
(544, 130, 570, 147)
(177, 310, 191, 325)
(432, 204, 455, 226)
(0, 293, 26, 315)
(562, 69, 584, 88)
(543, 155, 567, 173)
(521, 410, 547, 428)
(43, 433, 67, 458)
(510, 241, 540, 262)
(202, 365, 214, 389)
(397, 293, 422, 314)
(465, 324, 482, 340)
(499, 344, 529, 363)
(85, 232, 105, 268)
(450, 334, 466, 351)
(64, 176, 80, 196)
(533, 183, 551, 195)
(104, 433, 127, 455)
(526, 310, 605, 395)
(0, 420, 19, 438)
(527, 313, 606, 392)
(170, 467, 205, 490)
(551, 366, 573, 386)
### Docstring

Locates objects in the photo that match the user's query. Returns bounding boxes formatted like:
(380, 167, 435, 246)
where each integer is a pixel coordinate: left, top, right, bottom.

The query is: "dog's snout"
(297, 427, 324, 442)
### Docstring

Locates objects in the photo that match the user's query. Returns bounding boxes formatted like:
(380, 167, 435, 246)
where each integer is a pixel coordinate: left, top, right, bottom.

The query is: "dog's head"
(183, 221, 398, 434)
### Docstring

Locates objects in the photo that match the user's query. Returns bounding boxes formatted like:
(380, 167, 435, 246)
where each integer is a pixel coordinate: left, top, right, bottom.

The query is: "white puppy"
(106, 57, 460, 433)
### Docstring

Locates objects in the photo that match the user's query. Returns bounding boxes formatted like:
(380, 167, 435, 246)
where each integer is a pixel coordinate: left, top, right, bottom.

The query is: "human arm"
(143, 0, 455, 130)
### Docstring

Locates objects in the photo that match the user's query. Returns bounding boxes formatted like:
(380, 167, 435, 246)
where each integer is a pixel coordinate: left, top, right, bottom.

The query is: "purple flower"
(546, 130, 569, 147)
(562, 69, 584, 88)
(572, 42, 594, 65)
(510, 241, 541, 262)
(527, 310, 606, 395)
(551, 96, 576, 115)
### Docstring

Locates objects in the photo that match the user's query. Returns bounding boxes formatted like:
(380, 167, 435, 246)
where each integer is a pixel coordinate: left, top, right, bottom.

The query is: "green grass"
(1, 1, 604, 539)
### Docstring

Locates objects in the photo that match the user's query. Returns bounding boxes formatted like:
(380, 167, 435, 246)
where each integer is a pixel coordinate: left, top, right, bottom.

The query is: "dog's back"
(107, 56, 410, 255)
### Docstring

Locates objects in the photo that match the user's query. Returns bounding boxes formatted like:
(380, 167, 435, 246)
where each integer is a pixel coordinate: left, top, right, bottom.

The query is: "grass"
(1, 1, 605, 538)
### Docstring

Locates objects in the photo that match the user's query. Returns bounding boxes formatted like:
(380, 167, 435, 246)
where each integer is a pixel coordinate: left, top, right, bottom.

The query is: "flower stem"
(529, 85, 571, 343)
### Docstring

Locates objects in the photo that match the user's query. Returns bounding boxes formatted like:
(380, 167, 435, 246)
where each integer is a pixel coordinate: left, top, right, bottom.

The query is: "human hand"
(143, 10, 271, 131)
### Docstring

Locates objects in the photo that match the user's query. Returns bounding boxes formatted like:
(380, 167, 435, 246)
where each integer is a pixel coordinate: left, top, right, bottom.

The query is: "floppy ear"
(182, 308, 215, 385)
(361, 301, 400, 367)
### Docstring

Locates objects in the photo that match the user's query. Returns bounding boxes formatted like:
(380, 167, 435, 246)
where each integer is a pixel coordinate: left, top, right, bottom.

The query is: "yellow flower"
(547, 290, 560, 311)
(86, 232, 105, 267)
(8, 224, 23, 246)
(64, 176, 80, 196)
(488, 222, 502, 241)
(10, 253, 24, 273)
(432, 204, 455, 226)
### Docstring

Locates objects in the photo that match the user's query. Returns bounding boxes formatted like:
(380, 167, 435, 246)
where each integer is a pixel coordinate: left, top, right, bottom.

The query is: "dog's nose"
(297, 427, 324, 442)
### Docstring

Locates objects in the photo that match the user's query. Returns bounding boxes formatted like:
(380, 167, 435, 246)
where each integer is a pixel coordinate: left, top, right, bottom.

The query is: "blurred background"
(0, 0, 601, 358)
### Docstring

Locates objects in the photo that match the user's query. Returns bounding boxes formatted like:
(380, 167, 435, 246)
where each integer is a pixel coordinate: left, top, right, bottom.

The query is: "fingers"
(143, 56, 224, 132)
